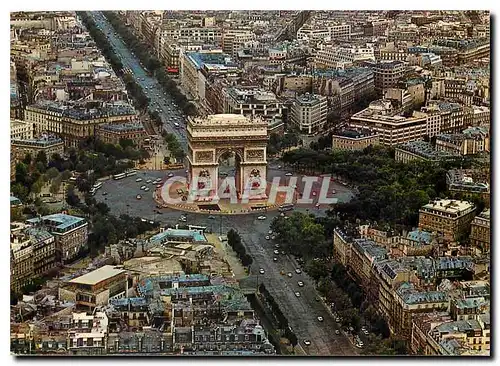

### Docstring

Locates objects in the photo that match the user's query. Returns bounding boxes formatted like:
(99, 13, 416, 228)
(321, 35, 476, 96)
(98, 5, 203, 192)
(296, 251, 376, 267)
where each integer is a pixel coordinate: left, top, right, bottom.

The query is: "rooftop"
(68, 265, 125, 286)
(352, 238, 387, 262)
(406, 230, 433, 244)
(99, 122, 145, 132)
(421, 199, 475, 215)
(186, 51, 236, 70)
(12, 135, 63, 147)
(149, 228, 207, 246)
(27, 213, 86, 231)
(332, 127, 377, 139)
(295, 93, 324, 105)
(396, 140, 458, 160)
(396, 282, 448, 305)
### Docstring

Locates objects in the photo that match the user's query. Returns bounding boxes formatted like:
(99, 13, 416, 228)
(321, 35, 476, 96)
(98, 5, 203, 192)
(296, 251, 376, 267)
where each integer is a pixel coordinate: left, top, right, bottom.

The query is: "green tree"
(35, 151, 47, 167)
(46, 167, 60, 180)
(22, 153, 32, 166)
(61, 170, 72, 181)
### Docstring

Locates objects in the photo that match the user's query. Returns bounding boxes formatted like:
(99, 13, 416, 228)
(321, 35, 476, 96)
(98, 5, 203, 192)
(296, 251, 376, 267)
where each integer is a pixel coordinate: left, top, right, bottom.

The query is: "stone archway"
(186, 114, 268, 201)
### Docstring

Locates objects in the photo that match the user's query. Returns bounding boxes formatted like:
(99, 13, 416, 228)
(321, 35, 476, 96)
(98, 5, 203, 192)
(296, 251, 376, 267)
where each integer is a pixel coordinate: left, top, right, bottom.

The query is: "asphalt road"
(88, 11, 188, 148)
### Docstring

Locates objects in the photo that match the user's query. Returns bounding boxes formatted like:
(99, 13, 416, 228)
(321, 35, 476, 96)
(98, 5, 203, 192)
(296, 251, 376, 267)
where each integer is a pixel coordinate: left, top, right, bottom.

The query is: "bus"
(278, 203, 294, 212)
(126, 170, 137, 177)
(93, 182, 103, 190)
(113, 173, 127, 180)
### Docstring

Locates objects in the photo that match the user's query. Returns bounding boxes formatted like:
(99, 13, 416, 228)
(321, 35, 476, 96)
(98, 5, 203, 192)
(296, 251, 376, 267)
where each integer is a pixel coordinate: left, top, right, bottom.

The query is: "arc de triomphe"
(186, 114, 268, 201)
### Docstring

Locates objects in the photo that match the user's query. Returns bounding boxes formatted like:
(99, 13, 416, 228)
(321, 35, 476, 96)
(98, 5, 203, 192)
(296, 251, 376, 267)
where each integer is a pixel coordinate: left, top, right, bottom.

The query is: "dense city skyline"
(10, 10, 490, 357)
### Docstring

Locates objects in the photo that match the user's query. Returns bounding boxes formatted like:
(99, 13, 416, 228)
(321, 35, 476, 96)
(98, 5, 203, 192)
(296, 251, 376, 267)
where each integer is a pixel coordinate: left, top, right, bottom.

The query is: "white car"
(146, 179, 152, 183)
(136, 194, 142, 200)
(265, 235, 270, 240)
(303, 340, 311, 346)
(295, 268, 302, 274)
(294, 292, 301, 297)
(168, 173, 174, 178)
(271, 235, 276, 240)
(257, 215, 267, 220)
(259, 268, 265, 274)
(136, 178, 143, 182)
(140, 185, 147, 190)
(285, 172, 292, 176)
(297, 281, 304, 287)
(179, 216, 187, 222)
(287, 272, 293, 278)
(317, 316, 324, 322)
(274, 250, 279, 255)
(268, 230, 273, 235)
(273, 257, 278, 262)
(144, 187, 150, 192)
(335, 329, 340, 335)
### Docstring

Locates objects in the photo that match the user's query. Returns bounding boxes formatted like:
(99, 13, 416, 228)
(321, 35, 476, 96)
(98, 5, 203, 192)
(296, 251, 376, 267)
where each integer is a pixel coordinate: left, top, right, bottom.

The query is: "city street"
(88, 11, 188, 147)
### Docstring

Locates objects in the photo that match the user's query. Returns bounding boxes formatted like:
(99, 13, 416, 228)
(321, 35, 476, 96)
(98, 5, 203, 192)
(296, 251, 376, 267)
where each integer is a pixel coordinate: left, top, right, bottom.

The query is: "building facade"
(289, 93, 327, 135)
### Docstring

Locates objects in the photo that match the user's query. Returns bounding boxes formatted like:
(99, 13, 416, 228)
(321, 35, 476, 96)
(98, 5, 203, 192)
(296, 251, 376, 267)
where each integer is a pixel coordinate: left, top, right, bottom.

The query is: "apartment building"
(364, 60, 406, 95)
(350, 238, 388, 289)
(10, 229, 34, 292)
(222, 86, 286, 121)
(411, 312, 453, 355)
(372, 260, 411, 331)
(392, 282, 449, 339)
(68, 312, 108, 355)
(435, 126, 490, 156)
(27, 213, 88, 263)
(418, 199, 476, 242)
(24, 101, 136, 147)
(10, 120, 34, 141)
(25, 227, 57, 277)
(394, 140, 457, 164)
(469, 209, 490, 254)
(376, 43, 409, 62)
(289, 93, 327, 135)
(313, 68, 374, 119)
(426, 317, 490, 355)
(11, 136, 64, 163)
(331, 128, 379, 151)
(96, 122, 147, 149)
(364, 19, 391, 36)
(222, 29, 256, 57)
(59, 265, 128, 311)
(297, 23, 351, 41)
(109, 297, 150, 328)
(161, 26, 222, 44)
(472, 106, 490, 126)
(392, 230, 435, 258)
(315, 44, 375, 68)
(333, 228, 354, 267)
(446, 169, 490, 205)
(349, 100, 427, 146)
(180, 49, 239, 102)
